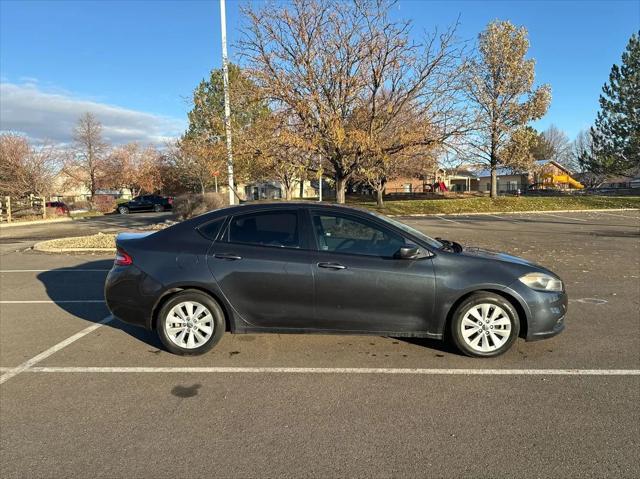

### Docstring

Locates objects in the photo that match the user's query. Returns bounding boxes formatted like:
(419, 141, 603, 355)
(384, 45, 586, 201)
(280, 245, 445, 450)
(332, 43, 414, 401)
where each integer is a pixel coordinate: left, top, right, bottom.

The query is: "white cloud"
(0, 81, 186, 145)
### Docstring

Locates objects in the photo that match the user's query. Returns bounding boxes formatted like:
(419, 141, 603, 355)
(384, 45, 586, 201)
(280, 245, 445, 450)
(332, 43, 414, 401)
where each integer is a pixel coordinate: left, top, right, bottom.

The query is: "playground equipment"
(540, 173, 584, 189)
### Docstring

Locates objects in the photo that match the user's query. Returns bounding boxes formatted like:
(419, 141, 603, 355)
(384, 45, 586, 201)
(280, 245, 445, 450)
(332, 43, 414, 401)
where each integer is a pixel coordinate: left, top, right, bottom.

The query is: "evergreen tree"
(581, 32, 639, 176)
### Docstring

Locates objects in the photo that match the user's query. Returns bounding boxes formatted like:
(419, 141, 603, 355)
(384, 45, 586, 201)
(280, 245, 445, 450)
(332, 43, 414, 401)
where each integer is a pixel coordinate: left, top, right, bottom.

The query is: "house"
(531, 160, 584, 189)
(241, 179, 319, 200)
(473, 167, 529, 193)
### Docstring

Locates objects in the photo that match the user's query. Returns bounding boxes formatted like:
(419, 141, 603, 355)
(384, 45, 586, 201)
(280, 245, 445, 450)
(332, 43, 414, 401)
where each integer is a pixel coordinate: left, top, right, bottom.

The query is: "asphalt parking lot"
(1, 209, 639, 478)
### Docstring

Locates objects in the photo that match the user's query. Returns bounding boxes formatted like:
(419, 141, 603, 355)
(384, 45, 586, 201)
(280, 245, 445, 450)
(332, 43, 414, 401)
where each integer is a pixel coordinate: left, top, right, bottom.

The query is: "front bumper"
(504, 282, 568, 341)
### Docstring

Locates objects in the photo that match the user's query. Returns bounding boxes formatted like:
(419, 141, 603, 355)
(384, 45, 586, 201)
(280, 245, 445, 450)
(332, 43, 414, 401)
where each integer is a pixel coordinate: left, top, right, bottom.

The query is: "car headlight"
(518, 272, 563, 292)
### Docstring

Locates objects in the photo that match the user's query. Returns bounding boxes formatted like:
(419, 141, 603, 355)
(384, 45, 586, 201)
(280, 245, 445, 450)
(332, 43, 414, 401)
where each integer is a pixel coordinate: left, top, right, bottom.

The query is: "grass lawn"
(349, 195, 640, 215)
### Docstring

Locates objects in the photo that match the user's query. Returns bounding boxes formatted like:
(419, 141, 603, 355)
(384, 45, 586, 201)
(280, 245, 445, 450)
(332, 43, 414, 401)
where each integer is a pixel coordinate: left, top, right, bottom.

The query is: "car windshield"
(368, 211, 443, 249)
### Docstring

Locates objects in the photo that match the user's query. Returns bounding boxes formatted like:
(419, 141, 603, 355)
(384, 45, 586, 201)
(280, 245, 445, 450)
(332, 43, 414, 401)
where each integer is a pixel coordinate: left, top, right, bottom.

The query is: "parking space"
(1, 209, 639, 477)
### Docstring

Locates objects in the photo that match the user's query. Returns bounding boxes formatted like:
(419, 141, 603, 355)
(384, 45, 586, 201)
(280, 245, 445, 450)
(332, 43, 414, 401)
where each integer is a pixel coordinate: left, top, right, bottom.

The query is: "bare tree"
(240, 0, 469, 203)
(238, 111, 313, 200)
(63, 113, 109, 201)
(0, 133, 59, 198)
(165, 138, 226, 196)
(466, 20, 551, 198)
(540, 125, 574, 169)
(104, 143, 163, 197)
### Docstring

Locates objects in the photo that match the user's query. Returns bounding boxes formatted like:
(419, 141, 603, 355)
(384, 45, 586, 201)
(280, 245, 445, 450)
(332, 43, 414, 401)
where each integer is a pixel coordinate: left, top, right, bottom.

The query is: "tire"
(450, 292, 520, 358)
(118, 206, 130, 215)
(157, 290, 225, 356)
(153, 204, 163, 212)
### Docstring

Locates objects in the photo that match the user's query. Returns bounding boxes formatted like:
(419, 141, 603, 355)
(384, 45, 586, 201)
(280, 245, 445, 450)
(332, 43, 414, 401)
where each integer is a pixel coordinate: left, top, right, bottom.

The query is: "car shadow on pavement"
(37, 259, 163, 349)
(395, 336, 459, 355)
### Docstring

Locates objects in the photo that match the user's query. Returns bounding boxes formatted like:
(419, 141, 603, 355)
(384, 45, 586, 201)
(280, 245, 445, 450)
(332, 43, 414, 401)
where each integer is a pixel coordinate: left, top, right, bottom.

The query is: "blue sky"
(1, 0, 638, 144)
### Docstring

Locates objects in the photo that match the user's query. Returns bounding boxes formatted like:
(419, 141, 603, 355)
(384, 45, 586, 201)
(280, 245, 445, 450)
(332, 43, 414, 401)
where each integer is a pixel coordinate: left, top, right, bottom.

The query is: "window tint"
(228, 211, 300, 248)
(197, 218, 225, 241)
(312, 213, 406, 258)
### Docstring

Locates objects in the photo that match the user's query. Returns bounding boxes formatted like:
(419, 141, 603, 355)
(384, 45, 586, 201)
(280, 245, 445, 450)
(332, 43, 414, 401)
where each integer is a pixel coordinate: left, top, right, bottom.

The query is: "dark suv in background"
(117, 195, 173, 214)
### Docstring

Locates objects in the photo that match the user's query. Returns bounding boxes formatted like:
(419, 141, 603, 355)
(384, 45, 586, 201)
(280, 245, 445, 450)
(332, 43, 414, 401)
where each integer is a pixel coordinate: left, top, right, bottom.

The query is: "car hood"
(460, 247, 540, 268)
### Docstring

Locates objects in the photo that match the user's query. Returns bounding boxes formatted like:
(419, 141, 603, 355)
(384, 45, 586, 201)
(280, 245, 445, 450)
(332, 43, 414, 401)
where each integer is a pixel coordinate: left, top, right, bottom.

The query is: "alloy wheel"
(165, 301, 215, 349)
(460, 303, 512, 353)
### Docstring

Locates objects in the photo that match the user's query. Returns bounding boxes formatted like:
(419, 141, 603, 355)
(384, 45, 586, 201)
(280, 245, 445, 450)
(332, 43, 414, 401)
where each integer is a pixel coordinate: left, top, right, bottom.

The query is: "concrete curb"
(33, 245, 116, 253)
(33, 234, 116, 254)
(0, 217, 73, 229)
(389, 208, 640, 217)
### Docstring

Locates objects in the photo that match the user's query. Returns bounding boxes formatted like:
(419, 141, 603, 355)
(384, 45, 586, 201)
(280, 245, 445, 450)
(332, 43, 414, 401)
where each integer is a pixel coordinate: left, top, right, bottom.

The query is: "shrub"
(93, 195, 117, 214)
(68, 200, 90, 211)
(45, 206, 65, 217)
(173, 192, 228, 220)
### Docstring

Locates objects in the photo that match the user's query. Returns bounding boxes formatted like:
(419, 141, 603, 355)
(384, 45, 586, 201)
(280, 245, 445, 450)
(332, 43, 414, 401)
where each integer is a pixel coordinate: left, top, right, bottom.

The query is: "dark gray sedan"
(105, 202, 567, 357)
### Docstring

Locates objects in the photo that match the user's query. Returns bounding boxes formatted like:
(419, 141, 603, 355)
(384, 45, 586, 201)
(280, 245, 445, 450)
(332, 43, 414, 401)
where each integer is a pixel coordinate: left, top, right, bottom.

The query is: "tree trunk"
(335, 176, 347, 204)
(284, 184, 294, 200)
(490, 164, 498, 198)
(376, 187, 384, 207)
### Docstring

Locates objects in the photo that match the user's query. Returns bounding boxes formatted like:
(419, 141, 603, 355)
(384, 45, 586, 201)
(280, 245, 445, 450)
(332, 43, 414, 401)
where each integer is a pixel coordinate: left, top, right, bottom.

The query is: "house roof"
(535, 159, 573, 174)
(473, 167, 526, 178)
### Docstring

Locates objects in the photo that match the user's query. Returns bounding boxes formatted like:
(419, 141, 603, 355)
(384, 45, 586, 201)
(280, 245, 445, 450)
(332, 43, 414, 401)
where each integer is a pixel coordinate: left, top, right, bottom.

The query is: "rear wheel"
(118, 206, 129, 215)
(153, 204, 163, 212)
(157, 291, 225, 355)
(451, 292, 519, 358)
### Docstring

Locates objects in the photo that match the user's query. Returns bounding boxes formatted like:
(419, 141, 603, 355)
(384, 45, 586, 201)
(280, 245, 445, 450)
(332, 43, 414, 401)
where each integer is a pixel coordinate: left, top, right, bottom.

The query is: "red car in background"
(45, 201, 70, 216)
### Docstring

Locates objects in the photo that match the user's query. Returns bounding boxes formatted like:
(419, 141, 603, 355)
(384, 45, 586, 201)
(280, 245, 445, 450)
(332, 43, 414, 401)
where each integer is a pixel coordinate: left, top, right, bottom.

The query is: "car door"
(309, 209, 436, 333)
(128, 196, 144, 211)
(207, 208, 315, 329)
(139, 195, 155, 211)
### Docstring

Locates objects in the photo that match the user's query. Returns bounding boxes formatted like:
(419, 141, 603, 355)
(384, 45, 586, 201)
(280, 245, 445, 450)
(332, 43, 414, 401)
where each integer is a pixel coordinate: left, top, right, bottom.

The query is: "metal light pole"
(220, 0, 235, 205)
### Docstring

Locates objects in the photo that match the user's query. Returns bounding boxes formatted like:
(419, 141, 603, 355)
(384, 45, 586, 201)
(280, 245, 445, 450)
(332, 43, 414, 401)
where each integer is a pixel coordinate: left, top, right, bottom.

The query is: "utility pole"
(220, 0, 235, 205)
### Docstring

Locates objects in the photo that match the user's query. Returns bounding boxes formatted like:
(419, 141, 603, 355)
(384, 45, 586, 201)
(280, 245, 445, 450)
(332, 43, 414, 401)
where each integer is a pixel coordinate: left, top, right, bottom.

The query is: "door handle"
(317, 262, 346, 270)
(214, 253, 242, 260)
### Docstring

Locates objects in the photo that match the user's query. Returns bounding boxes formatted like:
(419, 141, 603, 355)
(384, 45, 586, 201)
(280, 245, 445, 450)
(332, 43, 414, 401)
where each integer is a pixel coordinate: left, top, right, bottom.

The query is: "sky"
(0, 0, 638, 145)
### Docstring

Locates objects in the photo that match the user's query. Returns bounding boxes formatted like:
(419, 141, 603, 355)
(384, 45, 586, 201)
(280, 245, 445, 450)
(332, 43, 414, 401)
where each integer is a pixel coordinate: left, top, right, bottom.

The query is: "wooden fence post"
(5, 196, 12, 223)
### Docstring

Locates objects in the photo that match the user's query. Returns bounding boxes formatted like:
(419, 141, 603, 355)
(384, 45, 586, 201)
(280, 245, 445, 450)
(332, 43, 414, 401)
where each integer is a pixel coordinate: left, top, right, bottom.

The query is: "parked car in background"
(105, 202, 567, 358)
(117, 195, 173, 214)
(45, 201, 70, 216)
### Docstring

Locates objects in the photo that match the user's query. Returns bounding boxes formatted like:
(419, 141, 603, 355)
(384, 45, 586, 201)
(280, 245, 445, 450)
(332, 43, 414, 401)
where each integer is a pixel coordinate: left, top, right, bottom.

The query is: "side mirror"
(398, 245, 420, 260)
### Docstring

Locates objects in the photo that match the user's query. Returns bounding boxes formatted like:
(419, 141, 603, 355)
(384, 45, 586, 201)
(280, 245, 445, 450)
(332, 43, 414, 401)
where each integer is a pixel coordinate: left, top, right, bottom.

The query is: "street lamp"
(219, 0, 235, 205)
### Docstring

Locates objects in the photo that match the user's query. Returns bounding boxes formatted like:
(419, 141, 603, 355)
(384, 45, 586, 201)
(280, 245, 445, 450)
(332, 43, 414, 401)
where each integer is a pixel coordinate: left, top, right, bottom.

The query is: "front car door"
(207, 208, 314, 330)
(309, 209, 436, 334)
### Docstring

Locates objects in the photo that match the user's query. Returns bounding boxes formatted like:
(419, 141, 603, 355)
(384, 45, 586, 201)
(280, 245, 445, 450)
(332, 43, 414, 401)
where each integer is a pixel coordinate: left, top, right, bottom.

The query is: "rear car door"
(207, 209, 315, 329)
(309, 209, 436, 333)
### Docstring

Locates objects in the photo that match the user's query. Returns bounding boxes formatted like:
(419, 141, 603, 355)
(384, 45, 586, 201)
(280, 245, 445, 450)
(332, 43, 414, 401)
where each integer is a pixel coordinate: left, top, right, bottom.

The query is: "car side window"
(311, 212, 406, 258)
(197, 218, 226, 241)
(226, 211, 300, 248)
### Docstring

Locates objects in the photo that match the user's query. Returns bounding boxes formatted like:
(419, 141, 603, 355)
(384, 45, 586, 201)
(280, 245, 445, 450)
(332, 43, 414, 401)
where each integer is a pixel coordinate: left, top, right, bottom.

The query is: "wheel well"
(446, 289, 528, 339)
(151, 287, 232, 332)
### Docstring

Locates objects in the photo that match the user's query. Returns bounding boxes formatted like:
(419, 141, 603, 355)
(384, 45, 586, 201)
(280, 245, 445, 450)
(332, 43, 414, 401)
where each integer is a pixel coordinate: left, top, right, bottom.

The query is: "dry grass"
(35, 232, 117, 251)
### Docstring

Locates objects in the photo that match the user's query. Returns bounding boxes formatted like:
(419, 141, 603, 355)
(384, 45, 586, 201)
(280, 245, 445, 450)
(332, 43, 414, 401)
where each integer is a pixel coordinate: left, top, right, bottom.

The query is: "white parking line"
(0, 269, 109, 273)
(485, 214, 522, 223)
(435, 215, 464, 225)
(0, 316, 113, 385)
(540, 213, 588, 222)
(0, 366, 637, 376)
(593, 211, 640, 220)
(0, 300, 105, 304)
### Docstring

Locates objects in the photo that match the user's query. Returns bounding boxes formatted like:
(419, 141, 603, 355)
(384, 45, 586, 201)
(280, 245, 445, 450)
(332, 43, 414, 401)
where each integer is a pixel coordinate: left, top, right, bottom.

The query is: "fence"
(0, 195, 49, 223)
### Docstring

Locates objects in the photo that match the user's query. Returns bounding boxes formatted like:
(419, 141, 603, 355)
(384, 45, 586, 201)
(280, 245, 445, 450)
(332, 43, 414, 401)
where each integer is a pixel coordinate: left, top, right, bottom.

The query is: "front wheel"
(450, 292, 520, 358)
(118, 206, 129, 215)
(157, 291, 225, 355)
(153, 204, 163, 212)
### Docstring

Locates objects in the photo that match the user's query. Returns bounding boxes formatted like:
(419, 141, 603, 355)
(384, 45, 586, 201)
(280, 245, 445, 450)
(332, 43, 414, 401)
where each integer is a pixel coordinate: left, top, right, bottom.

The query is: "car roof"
(215, 201, 371, 215)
